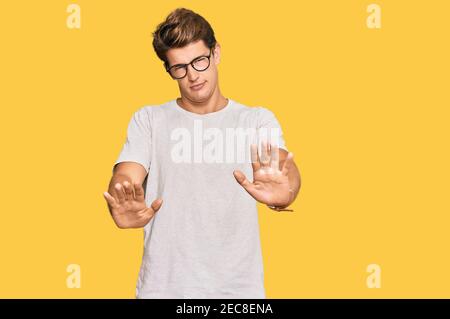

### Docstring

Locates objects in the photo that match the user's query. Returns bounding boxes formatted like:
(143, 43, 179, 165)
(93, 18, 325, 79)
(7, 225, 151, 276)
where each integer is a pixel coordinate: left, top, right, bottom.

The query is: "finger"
(150, 198, 163, 212)
(260, 141, 270, 167)
(122, 181, 134, 201)
(127, 180, 137, 200)
(103, 191, 118, 208)
(114, 183, 126, 204)
(144, 198, 163, 218)
(109, 186, 119, 203)
(270, 143, 279, 171)
(133, 182, 145, 202)
(233, 170, 257, 195)
(143, 198, 163, 220)
(281, 152, 294, 176)
(250, 144, 261, 172)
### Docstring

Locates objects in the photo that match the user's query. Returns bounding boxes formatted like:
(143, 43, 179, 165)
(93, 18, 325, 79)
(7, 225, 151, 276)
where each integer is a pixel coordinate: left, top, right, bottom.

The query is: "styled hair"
(152, 8, 217, 70)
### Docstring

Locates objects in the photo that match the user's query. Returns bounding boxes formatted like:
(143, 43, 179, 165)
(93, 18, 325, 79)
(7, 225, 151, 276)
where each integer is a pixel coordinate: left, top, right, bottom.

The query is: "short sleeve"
(113, 107, 152, 174)
(256, 107, 288, 152)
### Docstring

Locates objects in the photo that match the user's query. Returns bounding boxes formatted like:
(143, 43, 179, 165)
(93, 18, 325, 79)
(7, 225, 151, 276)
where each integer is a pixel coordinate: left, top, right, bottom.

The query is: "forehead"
(166, 40, 210, 64)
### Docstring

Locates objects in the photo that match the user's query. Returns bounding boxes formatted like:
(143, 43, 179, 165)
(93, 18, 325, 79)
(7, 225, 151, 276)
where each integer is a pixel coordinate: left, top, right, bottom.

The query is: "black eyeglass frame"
(164, 48, 213, 80)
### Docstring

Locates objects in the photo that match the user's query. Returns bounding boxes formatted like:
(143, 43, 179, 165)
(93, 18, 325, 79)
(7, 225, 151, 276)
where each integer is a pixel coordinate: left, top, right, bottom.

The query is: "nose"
(186, 64, 200, 81)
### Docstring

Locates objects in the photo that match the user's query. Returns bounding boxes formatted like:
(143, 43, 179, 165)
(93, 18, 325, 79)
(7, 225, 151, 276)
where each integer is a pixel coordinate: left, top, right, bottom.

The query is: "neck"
(177, 87, 228, 115)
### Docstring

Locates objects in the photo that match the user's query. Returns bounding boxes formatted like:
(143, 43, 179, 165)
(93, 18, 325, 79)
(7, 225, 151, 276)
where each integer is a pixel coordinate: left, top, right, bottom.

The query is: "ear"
(213, 43, 221, 65)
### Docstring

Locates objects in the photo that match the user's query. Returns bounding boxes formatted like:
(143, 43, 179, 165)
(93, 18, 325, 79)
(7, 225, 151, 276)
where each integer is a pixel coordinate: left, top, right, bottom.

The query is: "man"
(103, 7, 301, 299)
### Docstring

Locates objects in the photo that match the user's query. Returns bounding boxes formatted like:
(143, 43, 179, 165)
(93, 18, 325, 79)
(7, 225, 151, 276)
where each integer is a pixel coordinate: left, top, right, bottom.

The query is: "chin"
(189, 89, 208, 97)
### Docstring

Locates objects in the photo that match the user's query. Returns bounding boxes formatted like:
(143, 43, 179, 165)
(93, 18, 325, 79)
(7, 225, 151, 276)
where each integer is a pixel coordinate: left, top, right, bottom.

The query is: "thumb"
(150, 198, 163, 213)
(233, 170, 253, 192)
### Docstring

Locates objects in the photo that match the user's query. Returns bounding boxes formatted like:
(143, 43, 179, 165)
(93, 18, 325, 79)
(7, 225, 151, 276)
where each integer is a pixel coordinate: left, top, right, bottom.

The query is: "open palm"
(103, 181, 163, 229)
(233, 142, 294, 207)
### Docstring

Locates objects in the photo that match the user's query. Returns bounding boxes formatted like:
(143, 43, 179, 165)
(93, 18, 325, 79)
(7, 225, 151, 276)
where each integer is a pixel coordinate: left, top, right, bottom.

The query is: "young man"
(103, 7, 301, 299)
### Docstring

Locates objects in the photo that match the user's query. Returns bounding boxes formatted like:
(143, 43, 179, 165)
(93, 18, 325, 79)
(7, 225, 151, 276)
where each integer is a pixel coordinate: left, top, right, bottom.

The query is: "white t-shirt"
(113, 98, 288, 298)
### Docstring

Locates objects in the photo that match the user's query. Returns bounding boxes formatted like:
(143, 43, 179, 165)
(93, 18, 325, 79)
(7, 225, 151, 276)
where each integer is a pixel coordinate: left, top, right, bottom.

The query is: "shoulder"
(125, 102, 170, 132)
(231, 100, 279, 126)
(132, 100, 174, 119)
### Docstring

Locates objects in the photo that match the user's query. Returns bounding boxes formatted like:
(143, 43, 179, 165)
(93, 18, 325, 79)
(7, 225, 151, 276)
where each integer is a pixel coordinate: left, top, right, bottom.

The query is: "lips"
(190, 82, 205, 90)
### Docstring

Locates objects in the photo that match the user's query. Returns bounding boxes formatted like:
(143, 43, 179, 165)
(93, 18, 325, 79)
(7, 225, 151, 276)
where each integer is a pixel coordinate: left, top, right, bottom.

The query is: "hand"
(103, 181, 163, 229)
(233, 141, 294, 207)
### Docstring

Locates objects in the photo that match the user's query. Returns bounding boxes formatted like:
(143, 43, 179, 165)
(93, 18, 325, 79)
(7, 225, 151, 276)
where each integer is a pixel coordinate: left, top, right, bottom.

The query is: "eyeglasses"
(165, 48, 213, 80)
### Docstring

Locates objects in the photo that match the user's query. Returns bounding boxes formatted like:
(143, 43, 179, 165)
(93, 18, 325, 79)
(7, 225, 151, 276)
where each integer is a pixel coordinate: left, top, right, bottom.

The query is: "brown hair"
(152, 8, 217, 70)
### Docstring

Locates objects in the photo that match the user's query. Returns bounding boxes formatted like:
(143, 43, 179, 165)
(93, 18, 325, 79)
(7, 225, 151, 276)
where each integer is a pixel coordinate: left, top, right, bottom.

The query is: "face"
(165, 40, 221, 103)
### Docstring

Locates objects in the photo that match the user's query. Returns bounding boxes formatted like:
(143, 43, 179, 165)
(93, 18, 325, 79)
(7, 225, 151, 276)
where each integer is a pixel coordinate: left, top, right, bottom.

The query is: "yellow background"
(1, 0, 449, 298)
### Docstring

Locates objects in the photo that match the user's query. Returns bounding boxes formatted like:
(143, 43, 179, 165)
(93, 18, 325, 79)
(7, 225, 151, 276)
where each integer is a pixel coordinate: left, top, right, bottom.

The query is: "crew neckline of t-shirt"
(171, 97, 235, 119)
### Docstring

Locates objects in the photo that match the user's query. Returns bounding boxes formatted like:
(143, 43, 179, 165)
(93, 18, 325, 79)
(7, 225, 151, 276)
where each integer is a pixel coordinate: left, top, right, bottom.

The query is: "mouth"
(190, 82, 206, 90)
